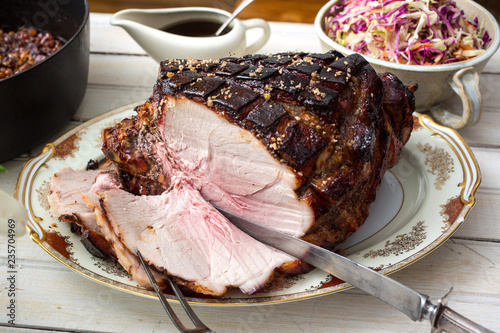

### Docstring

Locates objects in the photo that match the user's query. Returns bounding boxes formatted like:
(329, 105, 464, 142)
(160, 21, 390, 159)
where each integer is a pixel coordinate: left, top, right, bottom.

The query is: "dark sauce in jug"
(161, 20, 231, 37)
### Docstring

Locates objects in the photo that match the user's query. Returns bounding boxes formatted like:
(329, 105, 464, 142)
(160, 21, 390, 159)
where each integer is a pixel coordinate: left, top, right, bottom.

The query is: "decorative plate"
(16, 102, 480, 305)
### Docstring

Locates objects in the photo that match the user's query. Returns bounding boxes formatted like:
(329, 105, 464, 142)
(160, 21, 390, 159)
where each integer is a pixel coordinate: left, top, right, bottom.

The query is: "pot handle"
(429, 67, 482, 129)
(241, 19, 271, 54)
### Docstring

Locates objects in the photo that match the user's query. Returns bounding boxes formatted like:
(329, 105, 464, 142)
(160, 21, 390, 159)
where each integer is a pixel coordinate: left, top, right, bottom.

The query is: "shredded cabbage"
(326, 0, 491, 65)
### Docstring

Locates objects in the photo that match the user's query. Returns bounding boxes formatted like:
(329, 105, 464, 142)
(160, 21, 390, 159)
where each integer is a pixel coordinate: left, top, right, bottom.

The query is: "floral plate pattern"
(16, 102, 480, 305)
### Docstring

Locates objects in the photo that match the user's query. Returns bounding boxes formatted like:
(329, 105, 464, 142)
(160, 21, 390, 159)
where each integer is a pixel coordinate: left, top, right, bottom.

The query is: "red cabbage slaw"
(326, 0, 491, 65)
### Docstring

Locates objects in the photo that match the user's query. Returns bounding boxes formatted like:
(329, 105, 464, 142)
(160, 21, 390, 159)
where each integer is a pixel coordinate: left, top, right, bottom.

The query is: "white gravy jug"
(110, 7, 271, 62)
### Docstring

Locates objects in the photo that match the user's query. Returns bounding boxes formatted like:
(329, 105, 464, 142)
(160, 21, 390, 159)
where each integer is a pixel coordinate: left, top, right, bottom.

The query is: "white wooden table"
(1, 13, 500, 333)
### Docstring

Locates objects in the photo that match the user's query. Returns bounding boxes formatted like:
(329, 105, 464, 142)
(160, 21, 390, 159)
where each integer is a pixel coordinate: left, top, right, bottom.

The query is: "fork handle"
(431, 306, 495, 333)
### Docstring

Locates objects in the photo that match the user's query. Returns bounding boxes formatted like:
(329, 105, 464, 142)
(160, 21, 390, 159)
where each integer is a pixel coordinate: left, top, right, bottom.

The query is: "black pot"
(0, 0, 90, 162)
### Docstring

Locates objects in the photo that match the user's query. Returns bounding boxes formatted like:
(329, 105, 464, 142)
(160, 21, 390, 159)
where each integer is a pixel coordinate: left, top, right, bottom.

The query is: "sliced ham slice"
(48, 168, 100, 232)
(86, 172, 299, 296)
(48, 168, 115, 257)
(81, 171, 167, 289)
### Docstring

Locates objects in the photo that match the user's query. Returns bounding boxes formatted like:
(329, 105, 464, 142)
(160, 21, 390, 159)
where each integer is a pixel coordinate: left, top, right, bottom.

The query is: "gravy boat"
(110, 7, 271, 62)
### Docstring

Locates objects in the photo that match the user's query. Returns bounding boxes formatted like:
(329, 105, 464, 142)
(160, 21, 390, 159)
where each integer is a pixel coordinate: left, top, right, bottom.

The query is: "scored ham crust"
(48, 51, 415, 296)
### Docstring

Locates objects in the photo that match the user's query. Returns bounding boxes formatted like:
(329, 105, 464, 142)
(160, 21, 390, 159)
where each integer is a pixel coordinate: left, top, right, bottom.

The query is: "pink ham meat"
(156, 97, 315, 237)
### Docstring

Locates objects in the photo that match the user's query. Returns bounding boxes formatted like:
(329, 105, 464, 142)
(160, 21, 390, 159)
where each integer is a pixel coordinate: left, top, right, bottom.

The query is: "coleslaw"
(326, 0, 491, 65)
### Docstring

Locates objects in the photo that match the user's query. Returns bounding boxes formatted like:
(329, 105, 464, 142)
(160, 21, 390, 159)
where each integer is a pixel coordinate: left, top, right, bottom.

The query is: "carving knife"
(217, 208, 495, 333)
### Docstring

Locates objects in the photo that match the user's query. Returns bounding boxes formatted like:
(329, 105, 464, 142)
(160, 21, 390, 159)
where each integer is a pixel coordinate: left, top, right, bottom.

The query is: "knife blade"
(217, 208, 495, 333)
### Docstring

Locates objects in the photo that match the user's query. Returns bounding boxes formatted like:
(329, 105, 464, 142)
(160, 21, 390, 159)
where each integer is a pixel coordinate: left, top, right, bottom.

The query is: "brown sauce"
(161, 20, 231, 37)
(320, 276, 345, 289)
(45, 230, 72, 259)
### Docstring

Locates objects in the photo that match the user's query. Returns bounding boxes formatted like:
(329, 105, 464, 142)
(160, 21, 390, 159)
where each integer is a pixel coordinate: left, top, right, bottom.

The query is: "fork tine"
(166, 272, 210, 329)
(137, 250, 215, 333)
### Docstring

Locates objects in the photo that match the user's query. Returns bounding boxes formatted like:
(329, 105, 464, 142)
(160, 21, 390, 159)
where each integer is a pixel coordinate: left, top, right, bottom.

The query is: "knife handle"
(432, 306, 495, 333)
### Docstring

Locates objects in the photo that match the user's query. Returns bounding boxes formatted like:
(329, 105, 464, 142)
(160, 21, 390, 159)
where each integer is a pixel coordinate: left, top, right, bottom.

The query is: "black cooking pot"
(0, 0, 89, 162)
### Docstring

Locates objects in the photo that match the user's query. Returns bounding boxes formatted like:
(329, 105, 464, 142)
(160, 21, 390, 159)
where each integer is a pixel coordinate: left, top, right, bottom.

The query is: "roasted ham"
(49, 51, 415, 296)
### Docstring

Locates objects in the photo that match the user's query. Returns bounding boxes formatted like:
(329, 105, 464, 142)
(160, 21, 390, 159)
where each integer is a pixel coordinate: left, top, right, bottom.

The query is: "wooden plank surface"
(1, 12, 500, 333)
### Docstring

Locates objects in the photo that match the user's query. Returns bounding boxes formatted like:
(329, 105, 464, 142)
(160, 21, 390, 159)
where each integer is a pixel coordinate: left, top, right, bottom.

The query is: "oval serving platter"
(16, 102, 480, 305)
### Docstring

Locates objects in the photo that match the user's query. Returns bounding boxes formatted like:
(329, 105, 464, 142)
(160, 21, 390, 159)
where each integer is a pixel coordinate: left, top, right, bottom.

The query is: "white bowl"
(314, 0, 500, 129)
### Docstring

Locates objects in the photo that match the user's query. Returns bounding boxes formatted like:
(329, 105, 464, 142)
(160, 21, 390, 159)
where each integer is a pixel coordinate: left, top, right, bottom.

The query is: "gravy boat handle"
(241, 19, 271, 54)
